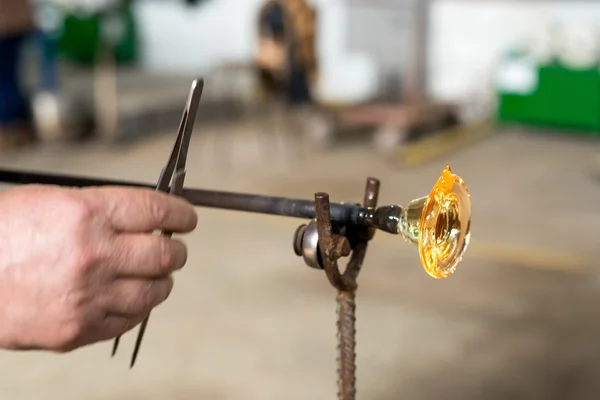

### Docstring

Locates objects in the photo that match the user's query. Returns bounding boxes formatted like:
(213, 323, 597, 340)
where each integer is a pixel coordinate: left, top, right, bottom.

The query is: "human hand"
(0, 184, 198, 352)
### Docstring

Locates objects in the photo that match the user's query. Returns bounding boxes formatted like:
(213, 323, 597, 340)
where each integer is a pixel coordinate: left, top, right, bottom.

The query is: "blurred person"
(256, 0, 318, 106)
(33, 0, 61, 93)
(0, 184, 198, 352)
(29, 0, 68, 143)
(256, 0, 319, 157)
(0, 0, 36, 150)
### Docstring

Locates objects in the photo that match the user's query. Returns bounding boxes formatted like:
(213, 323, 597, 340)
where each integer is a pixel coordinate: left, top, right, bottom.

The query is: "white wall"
(133, 0, 379, 104)
(133, 0, 600, 104)
(133, 0, 266, 73)
(428, 1, 600, 102)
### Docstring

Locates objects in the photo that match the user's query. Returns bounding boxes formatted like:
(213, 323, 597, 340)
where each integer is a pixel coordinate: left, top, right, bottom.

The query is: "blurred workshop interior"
(1, 0, 600, 399)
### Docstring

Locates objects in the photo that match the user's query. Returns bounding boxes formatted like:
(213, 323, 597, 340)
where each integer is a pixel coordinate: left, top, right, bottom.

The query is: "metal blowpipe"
(0, 165, 472, 279)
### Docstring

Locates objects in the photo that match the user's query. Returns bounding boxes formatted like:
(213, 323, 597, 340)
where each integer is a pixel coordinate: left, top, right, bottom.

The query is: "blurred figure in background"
(0, 0, 36, 151)
(255, 0, 319, 156)
(256, 0, 318, 107)
(33, 0, 61, 94)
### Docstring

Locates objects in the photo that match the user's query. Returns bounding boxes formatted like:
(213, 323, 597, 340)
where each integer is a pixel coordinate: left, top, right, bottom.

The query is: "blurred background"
(1, 0, 600, 399)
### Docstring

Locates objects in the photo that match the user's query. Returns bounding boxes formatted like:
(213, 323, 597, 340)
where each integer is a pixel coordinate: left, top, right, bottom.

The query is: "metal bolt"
(293, 224, 307, 256)
(334, 236, 352, 258)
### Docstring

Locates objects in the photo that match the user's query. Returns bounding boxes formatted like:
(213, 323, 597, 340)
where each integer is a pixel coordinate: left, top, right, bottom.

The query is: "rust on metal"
(315, 192, 356, 292)
(311, 178, 380, 400)
(336, 291, 357, 400)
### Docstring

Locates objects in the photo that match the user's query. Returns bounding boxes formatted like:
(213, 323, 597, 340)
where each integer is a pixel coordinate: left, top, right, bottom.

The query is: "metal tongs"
(111, 78, 204, 368)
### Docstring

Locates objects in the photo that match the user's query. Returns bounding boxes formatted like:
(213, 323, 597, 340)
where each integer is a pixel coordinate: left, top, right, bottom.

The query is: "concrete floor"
(1, 122, 600, 400)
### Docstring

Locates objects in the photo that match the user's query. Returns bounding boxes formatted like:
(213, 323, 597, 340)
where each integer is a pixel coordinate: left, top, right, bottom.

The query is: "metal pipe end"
(315, 192, 330, 202)
(364, 178, 380, 207)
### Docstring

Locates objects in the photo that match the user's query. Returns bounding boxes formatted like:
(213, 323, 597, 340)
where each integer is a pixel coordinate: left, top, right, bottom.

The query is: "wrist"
(0, 263, 21, 351)
(0, 307, 16, 350)
(0, 283, 15, 349)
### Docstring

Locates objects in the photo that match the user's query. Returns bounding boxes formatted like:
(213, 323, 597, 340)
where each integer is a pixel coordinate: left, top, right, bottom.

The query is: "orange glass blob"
(417, 166, 472, 279)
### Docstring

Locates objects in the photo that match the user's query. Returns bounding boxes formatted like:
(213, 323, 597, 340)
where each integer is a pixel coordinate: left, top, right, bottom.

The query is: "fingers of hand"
(86, 187, 198, 234)
(56, 276, 174, 350)
(108, 234, 188, 278)
(91, 313, 149, 344)
(102, 276, 174, 317)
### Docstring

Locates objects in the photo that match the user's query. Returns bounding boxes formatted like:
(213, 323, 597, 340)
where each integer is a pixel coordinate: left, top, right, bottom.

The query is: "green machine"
(496, 33, 600, 137)
(498, 63, 600, 135)
(56, 0, 138, 65)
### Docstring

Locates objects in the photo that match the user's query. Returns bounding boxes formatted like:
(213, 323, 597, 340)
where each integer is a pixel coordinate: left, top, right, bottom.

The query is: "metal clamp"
(294, 178, 380, 290)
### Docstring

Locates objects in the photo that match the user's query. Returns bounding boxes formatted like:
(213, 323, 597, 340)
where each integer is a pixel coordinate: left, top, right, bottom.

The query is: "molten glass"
(405, 166, 472, 279)
(358, 166, 472, 278)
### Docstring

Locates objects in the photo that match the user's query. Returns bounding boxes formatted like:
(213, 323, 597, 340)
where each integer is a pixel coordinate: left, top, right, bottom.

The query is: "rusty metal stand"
(308, 178, 379, 400)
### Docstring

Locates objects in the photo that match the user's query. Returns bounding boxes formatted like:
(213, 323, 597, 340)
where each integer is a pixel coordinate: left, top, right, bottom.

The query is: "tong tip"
(191, 77, 204, 93)
(111, 336, 120, 357)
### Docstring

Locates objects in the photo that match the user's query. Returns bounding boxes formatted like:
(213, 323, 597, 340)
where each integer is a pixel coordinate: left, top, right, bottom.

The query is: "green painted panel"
(58, 8, 138, 64)
(498, 64, 600, 136)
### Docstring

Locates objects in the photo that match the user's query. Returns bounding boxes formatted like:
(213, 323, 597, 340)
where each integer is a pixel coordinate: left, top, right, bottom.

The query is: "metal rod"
(0, 168, 365, 225)
(337, 291, 357, 400)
